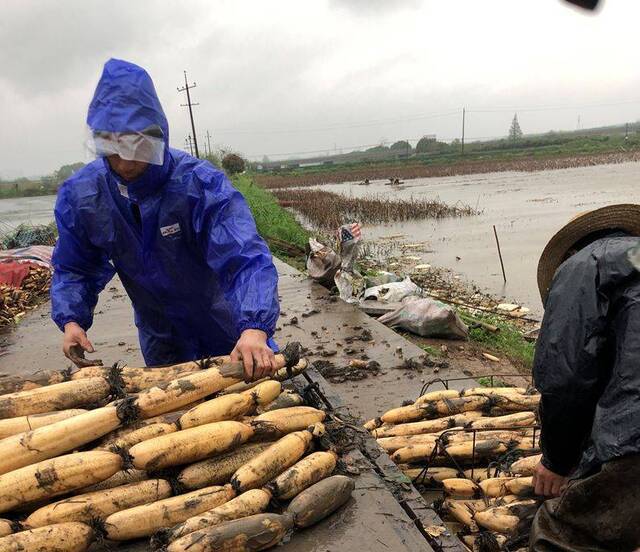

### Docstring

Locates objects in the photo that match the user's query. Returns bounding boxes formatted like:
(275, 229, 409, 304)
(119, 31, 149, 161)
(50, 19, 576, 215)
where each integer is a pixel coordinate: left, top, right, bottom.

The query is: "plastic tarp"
(0, 245, 54, 268)
(0, 262, 38, 288)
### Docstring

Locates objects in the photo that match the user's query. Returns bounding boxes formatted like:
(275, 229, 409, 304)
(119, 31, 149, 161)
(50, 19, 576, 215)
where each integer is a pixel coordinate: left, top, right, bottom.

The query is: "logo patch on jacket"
(160, 223, 181, 237)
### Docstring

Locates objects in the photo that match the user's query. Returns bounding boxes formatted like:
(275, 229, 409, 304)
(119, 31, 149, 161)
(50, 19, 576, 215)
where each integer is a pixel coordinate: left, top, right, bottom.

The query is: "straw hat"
(537, 204, 640, 302)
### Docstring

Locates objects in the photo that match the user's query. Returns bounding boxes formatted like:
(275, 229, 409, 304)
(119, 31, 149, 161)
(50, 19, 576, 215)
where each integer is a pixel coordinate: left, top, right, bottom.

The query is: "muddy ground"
(0, 259, 492, 421)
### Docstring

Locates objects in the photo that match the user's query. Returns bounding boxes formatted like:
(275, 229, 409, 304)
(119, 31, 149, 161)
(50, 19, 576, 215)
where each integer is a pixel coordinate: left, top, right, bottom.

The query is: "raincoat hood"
(88, 59, 171, 197)
(87, 58, 169, 143)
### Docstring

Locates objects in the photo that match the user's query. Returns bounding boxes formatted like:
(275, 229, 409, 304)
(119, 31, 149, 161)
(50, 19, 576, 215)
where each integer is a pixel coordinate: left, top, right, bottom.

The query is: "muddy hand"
(68, 345, 103, 368)
(63, 322, 103, 368)
(230, 329, 276, 382)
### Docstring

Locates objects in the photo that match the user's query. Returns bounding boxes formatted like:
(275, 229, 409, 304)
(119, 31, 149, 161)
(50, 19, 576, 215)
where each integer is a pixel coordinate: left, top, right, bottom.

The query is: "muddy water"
(0, 195, 57, 229)
(313, 162, 640, 316)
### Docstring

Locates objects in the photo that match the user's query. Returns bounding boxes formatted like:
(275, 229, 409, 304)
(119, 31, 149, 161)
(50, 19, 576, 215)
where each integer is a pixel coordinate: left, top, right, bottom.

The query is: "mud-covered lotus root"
(286, 474, 355, 528)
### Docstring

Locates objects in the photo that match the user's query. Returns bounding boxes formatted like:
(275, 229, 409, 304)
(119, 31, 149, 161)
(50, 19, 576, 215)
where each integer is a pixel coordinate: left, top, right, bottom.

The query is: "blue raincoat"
(51, 59, 280, 365)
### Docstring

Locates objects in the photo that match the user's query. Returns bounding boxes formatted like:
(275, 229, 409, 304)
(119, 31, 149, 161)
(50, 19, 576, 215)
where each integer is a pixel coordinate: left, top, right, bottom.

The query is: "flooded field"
(304, 162, 640, 315)
(0, 195, 57, 231)
(2, 161, 640, 316)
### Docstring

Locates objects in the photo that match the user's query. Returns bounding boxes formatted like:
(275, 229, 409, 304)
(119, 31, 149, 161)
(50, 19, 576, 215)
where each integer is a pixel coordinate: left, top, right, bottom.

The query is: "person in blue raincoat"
(51, 59, 280, 381)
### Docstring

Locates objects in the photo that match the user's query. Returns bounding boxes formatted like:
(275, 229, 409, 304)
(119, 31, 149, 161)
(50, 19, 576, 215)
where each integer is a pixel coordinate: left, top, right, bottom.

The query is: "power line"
(178, 71, 200, 158)
(205, 130, 212, 157)
(247, 134, 508, 160)
(212, 99, 640, 137)
(185, 135, 194, 156)
(213, 110, 461, 135)
(461, 107, 466, 156)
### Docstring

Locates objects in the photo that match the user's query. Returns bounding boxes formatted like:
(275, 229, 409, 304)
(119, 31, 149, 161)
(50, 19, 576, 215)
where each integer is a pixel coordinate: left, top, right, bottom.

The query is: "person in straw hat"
(530, 204, 640, 551)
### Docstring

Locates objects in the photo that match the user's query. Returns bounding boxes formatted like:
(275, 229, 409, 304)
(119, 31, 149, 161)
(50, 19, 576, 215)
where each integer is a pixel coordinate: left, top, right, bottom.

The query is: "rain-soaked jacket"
(51, 59, 279, 365)
(534, 235, 640, 476)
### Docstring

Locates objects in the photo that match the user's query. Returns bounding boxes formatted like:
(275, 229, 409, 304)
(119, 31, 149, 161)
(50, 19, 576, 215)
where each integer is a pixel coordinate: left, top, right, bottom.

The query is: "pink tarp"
(0, 245, 53, 288)
(0, 261, 39, 287)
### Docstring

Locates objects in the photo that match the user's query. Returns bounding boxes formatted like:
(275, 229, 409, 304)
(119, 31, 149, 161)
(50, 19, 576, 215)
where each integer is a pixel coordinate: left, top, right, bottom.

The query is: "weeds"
(232, 175, 309, 261)
(477, 376, 509, 388)
(466, 312, 535, 370)
(272, 189, 477, 231)
(421, 344, 443, 357)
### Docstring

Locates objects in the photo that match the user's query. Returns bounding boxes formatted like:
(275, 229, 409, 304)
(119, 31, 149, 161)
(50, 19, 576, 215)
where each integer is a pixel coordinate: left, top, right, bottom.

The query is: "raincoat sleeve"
(533, 248, 609, 476)
(51, 185, 116, 331)
(198, 173, 279, 339)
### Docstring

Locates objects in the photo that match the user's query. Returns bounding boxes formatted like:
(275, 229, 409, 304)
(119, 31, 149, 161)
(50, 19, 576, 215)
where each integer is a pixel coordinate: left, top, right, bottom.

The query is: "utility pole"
(461, 107, 466, 156)
(186, 135, 194, 156)
(178, 71, 200, 158)
(206, 130, 212, 158)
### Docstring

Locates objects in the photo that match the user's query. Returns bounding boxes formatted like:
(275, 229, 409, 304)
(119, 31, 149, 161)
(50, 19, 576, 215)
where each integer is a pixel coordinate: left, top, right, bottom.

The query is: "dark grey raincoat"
(534, 235, 640, 476)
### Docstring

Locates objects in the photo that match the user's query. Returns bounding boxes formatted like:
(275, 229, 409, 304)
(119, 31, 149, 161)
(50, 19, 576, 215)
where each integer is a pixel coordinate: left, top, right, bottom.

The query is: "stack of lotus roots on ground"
(365, 382, 542, 552)
(0, 342, 355, 551)
(0, 266, 51, 329)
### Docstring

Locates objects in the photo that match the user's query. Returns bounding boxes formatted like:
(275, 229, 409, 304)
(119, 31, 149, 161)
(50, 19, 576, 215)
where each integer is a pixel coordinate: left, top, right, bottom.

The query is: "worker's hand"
(231, 329, 276, 382)
(533, 461, 568, 497)
(63, 322, 102, 368)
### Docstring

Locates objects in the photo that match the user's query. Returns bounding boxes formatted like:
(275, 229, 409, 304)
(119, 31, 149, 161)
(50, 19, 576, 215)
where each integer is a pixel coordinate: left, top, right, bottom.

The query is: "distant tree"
(54, 162, 85, 182)
(222, 153, 246, 175)
(365, 145, 389, 153)
(415, 136, 436, 153)
(204, 152, 222, 167)
(262, 155, 270, 164)
(509, 114, 523, 141)
(390, 140, 411, 152)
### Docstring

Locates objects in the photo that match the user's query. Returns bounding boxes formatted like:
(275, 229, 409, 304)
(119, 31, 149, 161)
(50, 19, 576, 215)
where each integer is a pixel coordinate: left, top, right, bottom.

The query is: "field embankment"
(255, 148, 640, 189)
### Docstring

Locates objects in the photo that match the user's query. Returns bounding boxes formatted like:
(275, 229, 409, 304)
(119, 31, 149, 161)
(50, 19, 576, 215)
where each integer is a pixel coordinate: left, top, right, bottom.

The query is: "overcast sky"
(1, 0, 639, 177)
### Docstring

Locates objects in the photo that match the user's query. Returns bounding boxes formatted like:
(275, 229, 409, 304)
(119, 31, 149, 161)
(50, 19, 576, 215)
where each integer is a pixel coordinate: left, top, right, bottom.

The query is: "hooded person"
(51, 58, 280, 380)
(529, 204, 640, 552)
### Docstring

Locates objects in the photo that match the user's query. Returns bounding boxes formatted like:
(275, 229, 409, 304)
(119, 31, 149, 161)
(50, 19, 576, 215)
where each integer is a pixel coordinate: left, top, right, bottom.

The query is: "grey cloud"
(1, 0, 640, 177)
(329, 0, 421, 15)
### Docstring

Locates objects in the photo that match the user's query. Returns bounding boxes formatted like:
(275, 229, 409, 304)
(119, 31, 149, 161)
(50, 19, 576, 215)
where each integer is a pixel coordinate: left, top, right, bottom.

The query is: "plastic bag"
(306, 238, 341, 287)
(338, 223, 361, 271)
(363, 276, 421, 303)
(378, 296, 468, 339)
(335, 223, 363, 303)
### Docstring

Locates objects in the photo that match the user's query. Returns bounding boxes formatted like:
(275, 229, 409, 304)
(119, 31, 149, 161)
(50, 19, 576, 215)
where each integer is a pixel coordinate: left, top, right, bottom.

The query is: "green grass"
(477, 376, 509, 388)
(465, 312, 535, 370)
(232, 174, 309, 263)
(0, 185, 58, 200)
(421, 344, 443, 357)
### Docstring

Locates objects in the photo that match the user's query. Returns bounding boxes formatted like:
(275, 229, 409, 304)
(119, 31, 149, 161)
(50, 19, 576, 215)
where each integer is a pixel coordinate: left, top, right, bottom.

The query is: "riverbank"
(233, 176, 538, 374)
